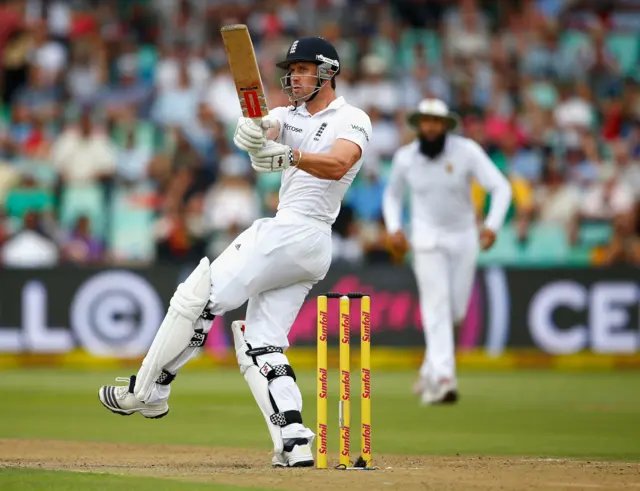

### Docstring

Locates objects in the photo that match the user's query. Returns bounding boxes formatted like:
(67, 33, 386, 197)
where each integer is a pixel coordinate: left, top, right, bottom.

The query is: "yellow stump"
(316, 295, 328, 469)
(339, 295, 351, 468)
(360, 296, 372, 467)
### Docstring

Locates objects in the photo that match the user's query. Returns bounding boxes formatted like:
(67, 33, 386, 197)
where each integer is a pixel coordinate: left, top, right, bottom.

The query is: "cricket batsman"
(98, 36, 372, 468)
(382, 99, 512, 405)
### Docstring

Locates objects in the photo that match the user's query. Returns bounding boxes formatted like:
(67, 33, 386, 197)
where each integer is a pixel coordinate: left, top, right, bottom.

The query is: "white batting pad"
(231, 321, 285, 454)
(134, 257, 212, 402)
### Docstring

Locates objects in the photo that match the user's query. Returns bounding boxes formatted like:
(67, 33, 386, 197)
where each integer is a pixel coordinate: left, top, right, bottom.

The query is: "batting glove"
(233, 116, 278, 153)
(249, 141, 294, 173)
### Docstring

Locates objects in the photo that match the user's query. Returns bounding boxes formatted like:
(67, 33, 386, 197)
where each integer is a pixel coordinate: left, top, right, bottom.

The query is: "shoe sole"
(421, 390, 459, 406)
(98, 389, 169, 419)
(273, 459, 314, 468)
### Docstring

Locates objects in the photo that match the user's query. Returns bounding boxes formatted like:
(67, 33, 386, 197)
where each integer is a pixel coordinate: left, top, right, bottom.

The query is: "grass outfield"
(0, 368, 639, 490)
(0, 468, 277, 491)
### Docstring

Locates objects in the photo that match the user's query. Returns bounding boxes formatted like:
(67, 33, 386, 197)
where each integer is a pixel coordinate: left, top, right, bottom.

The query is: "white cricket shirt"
(269, 96, 372, 225)
(382, 135, 512, 248)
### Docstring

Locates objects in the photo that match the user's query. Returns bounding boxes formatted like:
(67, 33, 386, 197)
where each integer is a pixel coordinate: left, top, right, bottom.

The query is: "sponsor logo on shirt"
(351, 124, 369, 142)
(314, 122, 328, 141)
(284, 123, 303, 133)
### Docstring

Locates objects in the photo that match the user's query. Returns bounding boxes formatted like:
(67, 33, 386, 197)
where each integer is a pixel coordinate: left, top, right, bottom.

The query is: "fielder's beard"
(419, 133, 447, 159)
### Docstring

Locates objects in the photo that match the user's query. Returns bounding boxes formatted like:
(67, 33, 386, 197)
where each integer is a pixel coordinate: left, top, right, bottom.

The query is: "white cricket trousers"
(413, 228, 479, 385)
(207, 208, 332, 347)
(148, 208, 332, 440)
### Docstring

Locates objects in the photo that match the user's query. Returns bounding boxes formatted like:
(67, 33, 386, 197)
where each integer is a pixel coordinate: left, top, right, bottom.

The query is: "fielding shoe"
(413, 375, 428, 396)
(99, 375, 169, 419)
(272, 438, 314, 468)
(420, 378, 459, 406)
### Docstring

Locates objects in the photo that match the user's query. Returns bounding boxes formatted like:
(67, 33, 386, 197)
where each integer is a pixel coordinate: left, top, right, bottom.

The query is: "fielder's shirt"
(382, 135, 512, 249)
(269, 96, 372, 225)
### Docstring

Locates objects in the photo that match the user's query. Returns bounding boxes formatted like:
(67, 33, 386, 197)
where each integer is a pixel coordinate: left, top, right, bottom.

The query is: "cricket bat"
(220, 24, 269, 121)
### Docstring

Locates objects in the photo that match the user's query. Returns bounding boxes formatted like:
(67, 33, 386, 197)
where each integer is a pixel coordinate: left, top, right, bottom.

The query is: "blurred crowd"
(0, 0, 639, 269)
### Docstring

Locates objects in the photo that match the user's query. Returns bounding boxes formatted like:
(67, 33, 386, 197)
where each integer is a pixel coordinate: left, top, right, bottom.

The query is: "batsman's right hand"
(233, 116, 277, 153)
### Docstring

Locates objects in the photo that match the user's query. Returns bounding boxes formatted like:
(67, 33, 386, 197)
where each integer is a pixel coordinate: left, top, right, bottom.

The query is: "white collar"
(289, 96, 347, 117)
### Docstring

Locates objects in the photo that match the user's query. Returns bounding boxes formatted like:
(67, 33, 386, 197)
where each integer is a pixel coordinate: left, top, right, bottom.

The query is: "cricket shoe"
(272, 438, 314, 468)
(420, 378, 459, 405)
(99, 375, 169, 419)
(413, 375, 428, 396)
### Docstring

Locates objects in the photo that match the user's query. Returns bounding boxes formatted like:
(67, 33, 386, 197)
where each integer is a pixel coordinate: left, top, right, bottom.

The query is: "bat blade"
(220, 24, 269, 120)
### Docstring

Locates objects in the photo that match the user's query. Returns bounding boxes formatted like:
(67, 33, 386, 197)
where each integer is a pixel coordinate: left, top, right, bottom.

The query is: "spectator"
(554, 82, 594, 132)
(7, 102, 34, 150)
(27, 20, 67, 83)
(366, 106, 399, 165)
(1, 210, 60, 268)
(205, 65, 243, 127)
(444, 0, 491, 61)
(62, 215, 104, 264)
(592, 210, 640, 266)
(201, 147, 259, 257)
(183, 102, 218, 167)
(115, 127, 153, 186)
(499, 131, 544, 185)
(403, 61, 452, 109)
(50, 111, 116, 184)
(606, 139, 640, 201)
(155, 41, 211, 96)
(65, 40, 106, 106)
(535, 159, 582, 244)
(561, 133, 600, 188)
(97, 45, 153, 120)
(580, 165, 635, 222)
(331, 206, 364, 266)
(0, 0, 637, 268)
(346, 167, 385, 223)
(353, 54, 400, 117)
(13, 65, 61, 121)
(361, 216, 394, 265)
(151, 62, 199, 129)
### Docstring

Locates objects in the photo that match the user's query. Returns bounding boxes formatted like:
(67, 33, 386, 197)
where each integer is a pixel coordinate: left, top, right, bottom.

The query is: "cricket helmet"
(276, 36, 340, 103)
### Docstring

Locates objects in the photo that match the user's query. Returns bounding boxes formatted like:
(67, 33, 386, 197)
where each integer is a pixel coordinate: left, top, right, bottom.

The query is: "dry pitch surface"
(1, 439, 638, 491)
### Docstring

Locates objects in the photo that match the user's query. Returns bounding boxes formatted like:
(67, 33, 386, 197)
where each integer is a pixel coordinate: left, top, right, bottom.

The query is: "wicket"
(317, 292, 373, 470)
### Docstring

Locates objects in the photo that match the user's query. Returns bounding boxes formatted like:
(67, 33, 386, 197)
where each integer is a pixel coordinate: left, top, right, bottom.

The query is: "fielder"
(382, 99, 511, 405)
(98, 37, 372, 468)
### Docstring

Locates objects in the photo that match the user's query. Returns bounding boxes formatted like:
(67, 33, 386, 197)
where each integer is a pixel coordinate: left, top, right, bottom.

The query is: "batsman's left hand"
(480, 227, 497, 250)
(233, 116, 278, 153)
(250, 141, 294, 173)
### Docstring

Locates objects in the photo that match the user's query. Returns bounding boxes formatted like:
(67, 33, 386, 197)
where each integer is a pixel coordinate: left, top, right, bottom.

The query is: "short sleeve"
(336, 108, 372, 155)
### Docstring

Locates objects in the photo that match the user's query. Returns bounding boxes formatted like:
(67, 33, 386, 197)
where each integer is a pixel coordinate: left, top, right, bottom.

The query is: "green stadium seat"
(478, 223, 520, 265)
(111, 121, 158, 152)
(606, 33, 640, 76)
(566, 246, 593, 266)
(478, 223, 577, 266)
(522, 223, 569, 265)
(256, 172, 281, 194)
(399, 29, 441, 70)
(13, 160, 58, 189)
(560, 30, 591, 58)
(371, 37, 396, 69)
(108, 185, 156, 262)
(137, 45, 158, 84)
(579, 222, 613, 248)
(59, 184, 107, 239)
